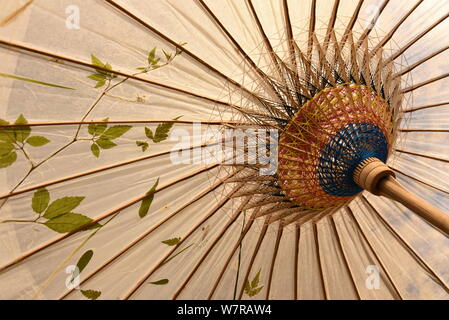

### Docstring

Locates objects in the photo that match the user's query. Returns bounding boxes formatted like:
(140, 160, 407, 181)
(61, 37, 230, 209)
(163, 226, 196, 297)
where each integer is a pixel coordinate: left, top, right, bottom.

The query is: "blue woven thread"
(317, 123, 388, 197)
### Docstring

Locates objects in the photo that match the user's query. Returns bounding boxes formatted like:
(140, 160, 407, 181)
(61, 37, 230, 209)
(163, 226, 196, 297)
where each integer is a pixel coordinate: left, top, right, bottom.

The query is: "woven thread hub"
(277, 84, 395, 209)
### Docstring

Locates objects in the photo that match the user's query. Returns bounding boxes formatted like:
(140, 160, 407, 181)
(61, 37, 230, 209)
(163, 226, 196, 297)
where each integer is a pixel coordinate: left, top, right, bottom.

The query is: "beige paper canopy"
(0, 0, 448, 300)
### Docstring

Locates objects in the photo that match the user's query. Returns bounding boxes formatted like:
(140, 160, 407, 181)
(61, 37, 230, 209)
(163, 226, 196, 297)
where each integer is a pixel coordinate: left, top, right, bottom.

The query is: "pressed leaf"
(91, 143, 100, 158)
(0, 119, 9, 125)
(96, 138, 116, 150)
(81, 289, 101, 300)
(0, 142, 14, 156)
(44, 212, 93, 233)
(0, 72, 75, 90)
(87, 74, 106, 82)
(0, 128, 16, 143)
(43, 196, 85, 219)
(0, 151, 17, 168)
(138, 178, 159, 218)
(250, 286, 263, 297)
(244, 280, 251, 295)
(94, 79, 106, 88)
(75, 250, 93, 275)
(136, 141, 149, 152)
(150, 279, 169, 285)
(26, 136, 50, 147)
(91, 54, 104, 68)
(251, 269, 261, 288)
(148, 47, 157, 64)
(100, 125, 131, 140)
(162, 49, 172, 61)
(144, 127, 154, 140)
(151, 117, 182, 143)
(32, 187, 50, 214)
(13, 114, 31, 143)
(162, 237, 181, 246)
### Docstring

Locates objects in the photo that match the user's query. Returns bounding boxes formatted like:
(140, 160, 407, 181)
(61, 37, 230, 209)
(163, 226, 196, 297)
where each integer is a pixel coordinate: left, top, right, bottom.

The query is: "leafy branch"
(87, 118, 131, 158)
(1, 187, 100, 234)
(0, 114, 50, 168)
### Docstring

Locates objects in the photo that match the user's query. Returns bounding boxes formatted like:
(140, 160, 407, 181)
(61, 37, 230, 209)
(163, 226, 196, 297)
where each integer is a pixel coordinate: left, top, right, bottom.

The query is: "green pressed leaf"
(75, 250, 93, 275)
(0, 151, 17, 168)
(150, 117, 182, 143)
(162, 237, 181, 246)
(94, 79, 106, 88)
(148, 47, 157, 64)
(0, 128, 16, 143)
(87, 74, 106, 82)
(251, 269, 261, 288)
(44, 212, 93, 233)
(162, 49, 172, 61)
(0, 142, 14, 156)
(81, 289, 101, 300)
(91, 54, 104, 68)
(96, 138, 116, 150)
(244, 280, 251, 295)
(26, 136, 50, 147)
(43, 196, 85, 219)
(150, 279, 169, 285)
(0, 72, 75, 90)
(32, 187, 50, 214)
(91, 143, 100, 158)
(250, 286, 263, 297)
(88, 119, 108, 137)
(138, 178, 159, 218)
(13, 114, 31, 143)
(0, 119, 9, 125)
(100, 125, 131, 140)
(144, 127, 154, 140)
(136, 141, 149, 152)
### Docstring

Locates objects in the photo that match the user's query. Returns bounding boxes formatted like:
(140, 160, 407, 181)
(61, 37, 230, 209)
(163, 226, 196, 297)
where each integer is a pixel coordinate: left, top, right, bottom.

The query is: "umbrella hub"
(277, 84, 396, 209)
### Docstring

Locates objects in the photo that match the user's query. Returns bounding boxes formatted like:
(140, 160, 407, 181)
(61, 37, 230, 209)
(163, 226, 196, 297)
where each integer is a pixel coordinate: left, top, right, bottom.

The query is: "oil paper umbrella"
(0, 0, 449, 300)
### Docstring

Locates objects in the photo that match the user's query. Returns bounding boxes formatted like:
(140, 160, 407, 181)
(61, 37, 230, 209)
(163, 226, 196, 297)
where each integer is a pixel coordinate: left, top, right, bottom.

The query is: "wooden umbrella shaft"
(354, 158, 449, 236)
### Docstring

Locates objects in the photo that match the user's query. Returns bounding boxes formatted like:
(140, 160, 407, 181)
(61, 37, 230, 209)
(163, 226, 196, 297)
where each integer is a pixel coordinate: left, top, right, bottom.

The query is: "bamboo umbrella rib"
(237, 218, 270, 300)
(395, 44, 449, 78)
(265, 223, 283, 300)
(329, 215, 361, 299)
(0, 142, 219, 201)
(0, 120, 253, 128)
(360, 196, 449, 293)
(294, 225, 300, 300)
(313, 222, 328, 300)
(391, 167, 449, 196)
(282, 0, 295, 66)
(402, 72, 449, 93)
(372, 0, 424, 53)
(340, 0, 364, 46)
(395, 149, 449, 164)
(104, 0, 265, 106)
(0, 164, 220, 273)
(388, 11, 449, 63)
(356, 0, 389, 48)
(345, 205, 403, 299)
(124, 182, 245, 299)
(196, 0, 289, 118)
(323, 0, 340, 51)
(59, 168, 241, 299)
(403, 101, 449, 113)
(207, 207, 260, 299)
(0, 39, 250, 112)
(400, 129, 449, 133)
(307, 0, 317, 58)
(171, 196, 252, 299)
